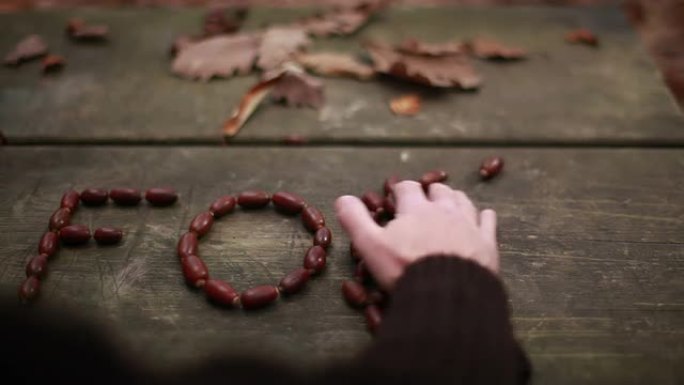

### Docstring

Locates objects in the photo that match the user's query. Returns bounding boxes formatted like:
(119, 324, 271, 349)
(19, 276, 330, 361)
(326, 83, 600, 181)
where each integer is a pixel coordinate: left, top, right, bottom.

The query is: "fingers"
(429, 184, 478, 223)
(335, 195, 381, 241)
(479, 209, 497, 243)
(427, 183, 454, 203)
(453, 190, 478, 223)
(336, 195, 399, 289)
(393, 181, 428, 214)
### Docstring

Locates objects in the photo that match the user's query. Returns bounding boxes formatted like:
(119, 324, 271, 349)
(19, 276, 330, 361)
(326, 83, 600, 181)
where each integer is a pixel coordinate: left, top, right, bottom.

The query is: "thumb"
(336, 195, 400, 290)
(335, 195, 381, 242)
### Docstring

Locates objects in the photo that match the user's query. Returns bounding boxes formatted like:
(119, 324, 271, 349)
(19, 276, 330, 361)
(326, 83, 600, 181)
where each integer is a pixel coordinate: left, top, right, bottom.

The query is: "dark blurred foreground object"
(0, 297, 142, 384)
(3, 256, 530, 384)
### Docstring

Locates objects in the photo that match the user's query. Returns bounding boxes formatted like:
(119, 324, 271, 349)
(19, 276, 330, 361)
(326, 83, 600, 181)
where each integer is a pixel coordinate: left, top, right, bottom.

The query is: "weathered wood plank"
(1, 6, 681, 144)
(0, 146, 682, 384)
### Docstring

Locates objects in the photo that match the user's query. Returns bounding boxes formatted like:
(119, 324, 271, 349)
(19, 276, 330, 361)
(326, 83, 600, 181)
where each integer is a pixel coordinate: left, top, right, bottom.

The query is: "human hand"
(335, 181, 499, 291)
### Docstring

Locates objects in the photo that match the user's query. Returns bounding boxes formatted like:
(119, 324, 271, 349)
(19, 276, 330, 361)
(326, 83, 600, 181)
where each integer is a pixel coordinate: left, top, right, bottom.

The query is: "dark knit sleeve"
(357, 256, 531, 384)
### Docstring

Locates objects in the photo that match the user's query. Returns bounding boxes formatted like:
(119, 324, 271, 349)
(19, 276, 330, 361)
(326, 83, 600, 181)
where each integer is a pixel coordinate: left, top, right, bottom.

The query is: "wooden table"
(0, 5, 682, 385)
(1, 6, 682, 145)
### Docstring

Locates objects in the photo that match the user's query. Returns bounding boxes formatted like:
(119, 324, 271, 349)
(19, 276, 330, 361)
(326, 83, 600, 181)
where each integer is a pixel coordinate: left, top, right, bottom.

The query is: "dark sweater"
(1, 256, 530, 384)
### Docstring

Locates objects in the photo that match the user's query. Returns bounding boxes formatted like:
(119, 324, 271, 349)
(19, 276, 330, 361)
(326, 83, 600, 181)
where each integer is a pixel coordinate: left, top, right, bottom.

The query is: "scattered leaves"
(389, 94, 421, 116)
(3, 35, 48, 66)
(397, 38, 466, 57)
(270, 65, 325, 109)
(66, 18, 109, 42)
(257, 27, 310, 71)
(466, 37, 527, 61)
(364, 40, 481, 89)
(296, 52, 374, 80)
(222, 73, 284, 139)
(172, 34, 261, 81)
(41, 54, 66, 74)
(203, 6, 248, 37)
(565, 29, 599, 47)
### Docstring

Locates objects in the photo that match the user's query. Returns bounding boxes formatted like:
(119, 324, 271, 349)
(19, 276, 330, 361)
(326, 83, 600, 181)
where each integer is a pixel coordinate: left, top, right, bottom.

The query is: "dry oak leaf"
(171, 7, 248, 58)
(364, 40, 481, 89)
(66, 19, 109, 42)
(390, 94, 421, 116)
(565, 28, 599, 47)
(270, 65, 325, 109)
(202, 6, 248, 37)
(296, 52, 374, 80)
(3, 35, 48, 66)
(327, 0, 393, 11)
(257, 27, 310, 71)
(466, 37, 526, 61)
(223, 73, 283, 139)
(172, 34, 261, 81)
(397, 38, 466, 57)
(169, 34, 197, 57)
(222, 65, 325, 140)
(295, 1, 388, 38)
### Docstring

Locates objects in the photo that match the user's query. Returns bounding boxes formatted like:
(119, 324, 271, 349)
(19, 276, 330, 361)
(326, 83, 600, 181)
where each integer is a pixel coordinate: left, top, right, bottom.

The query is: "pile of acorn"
(18, 187, 178, 302)
(177, 191, 332, 310)
(341, 157, 504, 333)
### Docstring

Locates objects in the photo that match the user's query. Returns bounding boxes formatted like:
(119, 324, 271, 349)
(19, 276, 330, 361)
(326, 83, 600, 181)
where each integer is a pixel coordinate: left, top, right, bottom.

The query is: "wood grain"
(0, 146, 682, 384)
(0, 6, 681, 145)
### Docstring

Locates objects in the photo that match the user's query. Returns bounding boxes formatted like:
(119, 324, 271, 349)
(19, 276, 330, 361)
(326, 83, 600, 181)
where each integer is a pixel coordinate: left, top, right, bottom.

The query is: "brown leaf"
(3, 35, 48, 66)
(270, 65, 325, 109)
(466, 37, 527, 61)
(172, 34, 261, 81)
(397, 38, 466, 57)
(294, 1, 388, 38)
(66, 19, 109, 42)
(364, 40, 481, 89)
(389, 94, 421, 116)
(222, 65, 325, 139)
(296, 52, 374, 80)
(327, 0, 393, 11)
(65, 19, 83, 35)
(41, 54, 66, 74)
(565, 29, 599, 47)
(222, 73, 284, 139)
(256, 27, 310, 71)
(170, 7, 248, 58)
(169, 34, 197, 57)
(202, 6, 248, 37)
